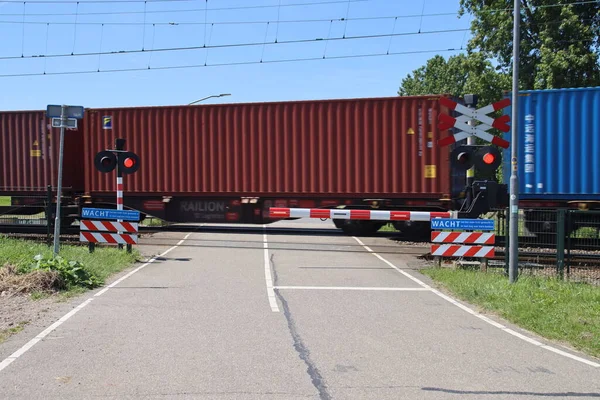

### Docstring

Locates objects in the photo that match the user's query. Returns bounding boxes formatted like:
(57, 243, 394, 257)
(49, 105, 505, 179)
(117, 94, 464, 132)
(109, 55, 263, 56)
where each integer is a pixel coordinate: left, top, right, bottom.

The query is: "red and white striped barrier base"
(80, 232, 138, 245)
(269, 207, 451, 221)
(80, 220, 138, 233)
(431, 231, 495, 244)
(431, 244, 494, 258)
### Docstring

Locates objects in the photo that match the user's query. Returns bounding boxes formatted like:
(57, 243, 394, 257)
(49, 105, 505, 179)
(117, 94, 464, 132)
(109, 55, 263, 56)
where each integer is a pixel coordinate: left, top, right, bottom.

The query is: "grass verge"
(421, 267, 600, 359)
(0, 236, 140, 297)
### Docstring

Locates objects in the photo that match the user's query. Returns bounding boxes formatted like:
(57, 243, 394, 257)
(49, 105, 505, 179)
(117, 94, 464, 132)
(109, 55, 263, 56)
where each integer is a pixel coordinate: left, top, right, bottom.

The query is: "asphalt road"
(0, 219, 599, 399)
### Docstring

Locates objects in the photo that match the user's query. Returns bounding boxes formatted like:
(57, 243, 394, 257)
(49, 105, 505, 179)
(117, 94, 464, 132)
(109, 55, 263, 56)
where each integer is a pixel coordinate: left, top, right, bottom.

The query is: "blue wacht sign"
(430, 218, 495, 231)
(81, 208, 140, 221)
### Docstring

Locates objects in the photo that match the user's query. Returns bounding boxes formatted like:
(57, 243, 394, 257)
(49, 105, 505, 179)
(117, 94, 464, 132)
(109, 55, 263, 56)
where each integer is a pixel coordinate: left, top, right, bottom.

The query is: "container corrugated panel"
(0, 111, 84, 193)
(83, 96, 453, 198)
(502, 87, 600, 199)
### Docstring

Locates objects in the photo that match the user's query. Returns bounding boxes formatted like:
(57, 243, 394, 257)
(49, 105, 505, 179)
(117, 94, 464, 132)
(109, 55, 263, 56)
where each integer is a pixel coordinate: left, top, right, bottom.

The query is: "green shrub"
(24, 255, 103, 289)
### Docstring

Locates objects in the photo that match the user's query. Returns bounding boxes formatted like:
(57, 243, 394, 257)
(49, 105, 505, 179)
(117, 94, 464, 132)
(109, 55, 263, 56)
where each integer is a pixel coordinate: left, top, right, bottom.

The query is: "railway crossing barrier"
(430, 218, 496, 270)
(79, 207, 140, 253)
(269, 208, 453, 221)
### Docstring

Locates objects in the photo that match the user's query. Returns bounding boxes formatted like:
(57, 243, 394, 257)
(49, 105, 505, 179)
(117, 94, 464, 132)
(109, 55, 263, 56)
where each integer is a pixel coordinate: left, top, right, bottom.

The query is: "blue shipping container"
(502, 86, 600, 200)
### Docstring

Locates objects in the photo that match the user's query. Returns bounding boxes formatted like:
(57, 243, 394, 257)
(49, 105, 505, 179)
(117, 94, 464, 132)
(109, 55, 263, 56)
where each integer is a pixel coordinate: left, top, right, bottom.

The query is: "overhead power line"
(0, 13, 464, 26)
(0, 27, 469, 61)
(0, 0, 186, 2)
(0, 47, 464, 78)
(0, 0, 369, 16)
(2, 11, 596, 27)
(0, 0, 597, 17)
(2, 14, 592, 62)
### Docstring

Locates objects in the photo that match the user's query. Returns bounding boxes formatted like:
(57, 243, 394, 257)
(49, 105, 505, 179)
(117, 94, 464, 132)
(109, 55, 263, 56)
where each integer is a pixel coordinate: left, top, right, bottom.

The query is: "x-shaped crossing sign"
(437, 97, 511, 149)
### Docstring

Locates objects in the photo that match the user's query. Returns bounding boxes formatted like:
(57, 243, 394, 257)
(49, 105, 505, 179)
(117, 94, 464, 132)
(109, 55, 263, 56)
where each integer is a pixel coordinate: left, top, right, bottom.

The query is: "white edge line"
(0, 231, 194, 373)
(273, 286, 430, 291)
(352, 236, 600, 369)
(263, 225, 280, 312)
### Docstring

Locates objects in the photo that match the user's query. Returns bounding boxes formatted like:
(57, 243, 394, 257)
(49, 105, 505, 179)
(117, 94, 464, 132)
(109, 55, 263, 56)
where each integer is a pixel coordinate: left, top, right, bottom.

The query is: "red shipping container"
(83, 96, 452, 199)
(0, 110, 84, 194)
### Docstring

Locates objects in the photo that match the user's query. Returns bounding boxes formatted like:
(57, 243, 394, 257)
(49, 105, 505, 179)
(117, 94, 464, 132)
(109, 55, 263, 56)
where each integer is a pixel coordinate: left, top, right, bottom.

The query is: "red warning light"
(124, 158, 135, 168)
(482, 153, 495, 164)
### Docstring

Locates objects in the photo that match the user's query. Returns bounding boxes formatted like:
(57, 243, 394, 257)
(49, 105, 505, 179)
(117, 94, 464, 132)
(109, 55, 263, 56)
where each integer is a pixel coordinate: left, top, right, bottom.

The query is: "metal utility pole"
(53, 105, 67, 255)
(463, 94, 478, 211)
(464, 95, 478, 185)
(509, 0, 520, 283)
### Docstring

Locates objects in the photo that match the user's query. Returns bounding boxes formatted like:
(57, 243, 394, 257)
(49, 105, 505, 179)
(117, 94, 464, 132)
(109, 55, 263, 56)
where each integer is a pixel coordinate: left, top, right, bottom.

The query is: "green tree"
(459, 0, 600, 90)
(398, 52, 511, 105)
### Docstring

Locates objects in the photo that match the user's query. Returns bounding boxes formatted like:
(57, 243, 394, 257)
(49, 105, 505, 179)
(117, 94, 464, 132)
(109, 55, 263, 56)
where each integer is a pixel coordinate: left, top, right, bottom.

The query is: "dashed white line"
(352, 236, 600, 369)
(0, 232, 194, 373)
(273, 286, 430, 291)
(263, 226, 280, 312)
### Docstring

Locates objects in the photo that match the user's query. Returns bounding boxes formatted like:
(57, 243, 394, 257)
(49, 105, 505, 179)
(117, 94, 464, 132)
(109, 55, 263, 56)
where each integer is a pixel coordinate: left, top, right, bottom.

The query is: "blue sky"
(0, 0, 472, 111)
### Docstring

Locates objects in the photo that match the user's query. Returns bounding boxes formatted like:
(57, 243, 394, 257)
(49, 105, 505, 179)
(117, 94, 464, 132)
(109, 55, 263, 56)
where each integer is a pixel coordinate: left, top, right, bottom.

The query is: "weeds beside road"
(0, 235, 139, 343)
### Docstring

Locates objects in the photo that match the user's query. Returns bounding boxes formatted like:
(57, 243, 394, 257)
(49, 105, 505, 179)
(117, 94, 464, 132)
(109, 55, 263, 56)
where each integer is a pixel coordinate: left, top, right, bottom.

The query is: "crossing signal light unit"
(450, 145, 501, 175)
(94, 150, 140, 174)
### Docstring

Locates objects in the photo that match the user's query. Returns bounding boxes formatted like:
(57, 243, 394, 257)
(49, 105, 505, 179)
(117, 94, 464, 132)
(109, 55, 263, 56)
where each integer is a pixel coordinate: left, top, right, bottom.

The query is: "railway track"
(2, 223, 600, 253)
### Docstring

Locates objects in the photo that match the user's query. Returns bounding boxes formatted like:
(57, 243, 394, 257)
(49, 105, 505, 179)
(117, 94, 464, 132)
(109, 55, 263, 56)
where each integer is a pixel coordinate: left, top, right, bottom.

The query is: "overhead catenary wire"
(0, 27, 470, 61)
(0, 0, 189, 3)
(3, 13, 595, 63)
(0, 0, 370, 16)
(0, 0, 596, 18)
(3, 0, 599, 26)
(2, 0, 596, 79)
(0, 46, 465, 78)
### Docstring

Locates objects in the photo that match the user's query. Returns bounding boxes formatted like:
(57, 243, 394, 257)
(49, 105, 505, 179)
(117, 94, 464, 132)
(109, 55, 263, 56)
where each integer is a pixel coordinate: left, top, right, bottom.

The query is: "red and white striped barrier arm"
(269, 207, 451, 221)
(431, 244, 495, 258)
(80, 220, 138, 233)
(431, 231, 495, 244)
(80, 232, 138, 245)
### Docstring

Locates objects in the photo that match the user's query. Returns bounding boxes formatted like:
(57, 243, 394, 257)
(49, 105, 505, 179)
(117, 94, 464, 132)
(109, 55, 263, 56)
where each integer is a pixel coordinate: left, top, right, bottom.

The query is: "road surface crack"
(270, 254, 332, 400)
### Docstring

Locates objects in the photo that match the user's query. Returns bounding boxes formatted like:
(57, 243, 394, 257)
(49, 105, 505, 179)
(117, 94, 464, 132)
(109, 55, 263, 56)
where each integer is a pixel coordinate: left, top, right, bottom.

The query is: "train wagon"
(502, 86, 600, 236)
(0, 110, 84, 222)
(81, 95, 461, 235)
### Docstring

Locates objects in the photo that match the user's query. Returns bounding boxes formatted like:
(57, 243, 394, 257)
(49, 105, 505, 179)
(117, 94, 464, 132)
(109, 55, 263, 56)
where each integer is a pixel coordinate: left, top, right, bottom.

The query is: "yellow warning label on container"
(30, 149, 41, 157)
(0, 196, 11, 206)
(407, 128, 415, 135)
(33, 140, 39, 146)
(425, 165, 436, 178)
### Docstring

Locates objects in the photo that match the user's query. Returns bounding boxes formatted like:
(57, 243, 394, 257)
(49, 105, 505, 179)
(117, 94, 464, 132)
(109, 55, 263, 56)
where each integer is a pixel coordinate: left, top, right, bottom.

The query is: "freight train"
(1, 87, 599, 238)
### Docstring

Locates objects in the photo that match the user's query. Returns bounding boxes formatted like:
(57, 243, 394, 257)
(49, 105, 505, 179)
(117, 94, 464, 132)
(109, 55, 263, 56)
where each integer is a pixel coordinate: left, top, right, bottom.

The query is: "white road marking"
(273, 286, 430, 291)
(0, 232, 194, 373)
(263, 226, 280, 312)
(352, 236, 600, 369)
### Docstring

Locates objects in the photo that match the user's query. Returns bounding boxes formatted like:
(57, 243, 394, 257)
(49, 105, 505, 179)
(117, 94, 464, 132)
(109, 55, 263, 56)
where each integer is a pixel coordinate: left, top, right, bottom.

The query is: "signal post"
(436, 95, 513, 277)
(437, 95, 510, 219)
(93, 137, 140, 252)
